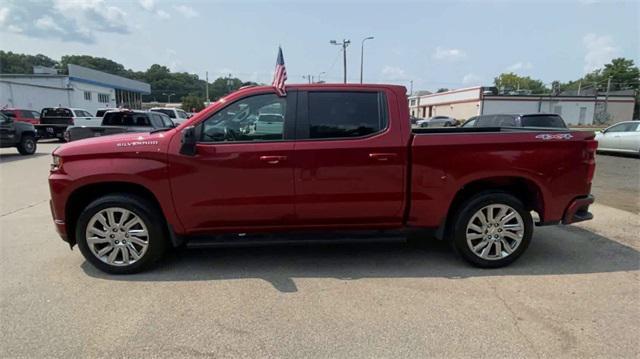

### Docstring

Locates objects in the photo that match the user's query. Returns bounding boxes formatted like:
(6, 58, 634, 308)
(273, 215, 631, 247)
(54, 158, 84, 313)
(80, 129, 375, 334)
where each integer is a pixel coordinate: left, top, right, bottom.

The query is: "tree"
(0, 51, 57, 73)
(602, 58, 639, 91)
(58, 55, 129, 76)
(494, 73, 548, 94)
(182, 95, 205, 112)
(436, 88, 449, 93)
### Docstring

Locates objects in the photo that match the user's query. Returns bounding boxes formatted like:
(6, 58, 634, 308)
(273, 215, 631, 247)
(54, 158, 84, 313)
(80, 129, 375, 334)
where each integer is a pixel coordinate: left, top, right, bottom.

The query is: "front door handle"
(259, 155, 287, 164)
(369, 153, 397, 161)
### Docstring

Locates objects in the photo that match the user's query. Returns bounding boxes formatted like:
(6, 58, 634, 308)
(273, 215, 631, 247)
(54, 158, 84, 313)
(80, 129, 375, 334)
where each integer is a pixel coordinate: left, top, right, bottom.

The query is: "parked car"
(594, 121, 640, 156)
(409, 116, 420, 126)
(49, 84, 596, 274)
(95, 108, 116, 117)
(64, 110, 175, 142)
(416, 116, 457, 128)
(462, 113, 567, 128)
(149, 107, 191, 124)
(1, 108, 42, 125)
(0, 112, 37, 155)
(36, 107, 101, 140)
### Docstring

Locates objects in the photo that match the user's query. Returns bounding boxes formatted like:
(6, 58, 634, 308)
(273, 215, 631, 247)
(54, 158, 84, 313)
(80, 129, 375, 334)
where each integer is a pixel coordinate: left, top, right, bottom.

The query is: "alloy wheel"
(465, 204, 524, 260)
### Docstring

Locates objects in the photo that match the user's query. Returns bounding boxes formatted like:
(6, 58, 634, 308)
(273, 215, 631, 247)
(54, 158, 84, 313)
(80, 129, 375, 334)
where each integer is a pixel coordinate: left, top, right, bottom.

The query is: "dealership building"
(0, 64, 151, 115)
(409, 86, 636, 125)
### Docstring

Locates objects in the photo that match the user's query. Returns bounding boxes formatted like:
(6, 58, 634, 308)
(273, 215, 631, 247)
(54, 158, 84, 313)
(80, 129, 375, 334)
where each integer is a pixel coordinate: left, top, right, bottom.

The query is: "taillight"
(585, 140, 598, 182)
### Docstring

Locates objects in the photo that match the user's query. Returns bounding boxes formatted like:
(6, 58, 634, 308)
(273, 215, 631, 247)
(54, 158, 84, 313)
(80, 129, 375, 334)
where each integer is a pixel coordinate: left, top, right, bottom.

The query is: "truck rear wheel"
(450, 192, 533, 268)
(75, 194, 168, 274)
(17, 135, 37, 155)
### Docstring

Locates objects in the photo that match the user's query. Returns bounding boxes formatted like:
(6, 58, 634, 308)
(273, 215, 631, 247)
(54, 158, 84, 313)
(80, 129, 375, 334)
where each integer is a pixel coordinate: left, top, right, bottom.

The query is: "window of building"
(98, 93, 110, 103)
(84, 91, 92, 101)
(307, 91, 387, 139)
(410, 99, 416, 106)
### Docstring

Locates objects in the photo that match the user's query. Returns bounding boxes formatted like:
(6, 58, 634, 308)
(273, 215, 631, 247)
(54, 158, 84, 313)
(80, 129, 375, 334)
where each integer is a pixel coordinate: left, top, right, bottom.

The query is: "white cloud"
(381, 66, 407, 80)
(35, 15, 65, 33)
(174, 4, 198, 18)
(506, 61, 533, 72)
(462, 73, 482, 85)
(139, 0, 155, 11)
(433, 46, 466, 61)
(583, 33, 619, 73)
(0, 7, 9, 25)
(156, 9, 170, 19)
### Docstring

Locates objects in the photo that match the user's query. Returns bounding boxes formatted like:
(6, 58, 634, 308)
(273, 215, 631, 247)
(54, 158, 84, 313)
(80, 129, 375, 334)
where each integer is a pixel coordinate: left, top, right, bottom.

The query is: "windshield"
(151, 109, 176, 118)
(42, 108, 72, 118)
(521, 115, 567, 128)
(102, 112, 151, 127)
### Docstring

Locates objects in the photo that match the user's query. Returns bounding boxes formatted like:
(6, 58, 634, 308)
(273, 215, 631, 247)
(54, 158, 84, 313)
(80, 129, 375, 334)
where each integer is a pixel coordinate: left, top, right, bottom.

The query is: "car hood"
(53, 130, 176, 157)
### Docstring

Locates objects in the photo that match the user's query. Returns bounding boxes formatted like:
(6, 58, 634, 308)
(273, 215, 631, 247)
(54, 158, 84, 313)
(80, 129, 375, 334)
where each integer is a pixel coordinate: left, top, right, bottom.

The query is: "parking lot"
(1, 142, 638, 358)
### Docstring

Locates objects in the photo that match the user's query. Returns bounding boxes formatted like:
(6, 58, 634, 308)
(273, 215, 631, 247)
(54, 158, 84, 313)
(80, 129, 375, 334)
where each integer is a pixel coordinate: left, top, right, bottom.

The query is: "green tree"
(58, 55, 130, 76)
(436, 88, 449, 93)
(0, 51, 58, 73)
(494, 73, 548, 94)
(182, 95, 205, 112)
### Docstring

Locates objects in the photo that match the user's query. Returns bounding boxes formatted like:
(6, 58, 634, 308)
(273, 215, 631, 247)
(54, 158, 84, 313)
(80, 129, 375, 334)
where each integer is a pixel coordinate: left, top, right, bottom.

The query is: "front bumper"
(49, 199, 68, 243)
(562, 195, 595, 224)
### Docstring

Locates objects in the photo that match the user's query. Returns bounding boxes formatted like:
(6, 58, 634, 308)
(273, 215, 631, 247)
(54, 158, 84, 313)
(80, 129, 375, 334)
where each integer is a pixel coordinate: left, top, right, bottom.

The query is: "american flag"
(271, 46, 287, 96)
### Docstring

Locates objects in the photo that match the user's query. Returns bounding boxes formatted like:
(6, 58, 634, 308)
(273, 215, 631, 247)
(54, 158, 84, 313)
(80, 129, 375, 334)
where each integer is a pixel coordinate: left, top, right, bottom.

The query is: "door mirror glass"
(180, 126, 197, 156)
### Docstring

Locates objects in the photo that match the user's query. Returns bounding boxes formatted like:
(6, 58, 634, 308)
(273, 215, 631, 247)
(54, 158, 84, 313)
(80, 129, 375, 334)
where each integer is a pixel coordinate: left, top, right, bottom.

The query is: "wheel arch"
(65, 181, 170, 246)
(440, 176, 545, 239)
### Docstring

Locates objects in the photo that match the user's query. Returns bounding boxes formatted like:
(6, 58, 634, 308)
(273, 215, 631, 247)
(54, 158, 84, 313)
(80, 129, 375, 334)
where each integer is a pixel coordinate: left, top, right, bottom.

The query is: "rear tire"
(75, 194, 168, 274)
(17, 135, 37, 155)
(450, 192, 533, 268)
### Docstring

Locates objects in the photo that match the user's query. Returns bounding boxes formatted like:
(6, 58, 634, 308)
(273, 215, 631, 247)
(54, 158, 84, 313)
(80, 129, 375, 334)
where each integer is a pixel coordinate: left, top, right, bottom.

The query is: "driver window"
(605, 123, 628, 133)
(200, 94, 286, 143)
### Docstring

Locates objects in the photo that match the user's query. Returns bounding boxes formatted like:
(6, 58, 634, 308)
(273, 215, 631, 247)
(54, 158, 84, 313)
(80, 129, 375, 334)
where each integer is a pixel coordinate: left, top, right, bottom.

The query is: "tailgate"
(66, 126, 129, 142)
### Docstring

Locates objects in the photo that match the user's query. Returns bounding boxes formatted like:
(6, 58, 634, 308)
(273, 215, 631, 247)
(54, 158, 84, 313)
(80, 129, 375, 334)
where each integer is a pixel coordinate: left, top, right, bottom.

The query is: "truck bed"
(408, 128, 596, 228)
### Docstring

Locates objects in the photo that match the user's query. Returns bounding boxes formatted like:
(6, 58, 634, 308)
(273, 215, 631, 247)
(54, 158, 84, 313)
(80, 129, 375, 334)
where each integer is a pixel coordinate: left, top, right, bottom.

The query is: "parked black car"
(0, 112, 38, 155)
(64, 110, 175, 142)
(462, 113, 568, 128)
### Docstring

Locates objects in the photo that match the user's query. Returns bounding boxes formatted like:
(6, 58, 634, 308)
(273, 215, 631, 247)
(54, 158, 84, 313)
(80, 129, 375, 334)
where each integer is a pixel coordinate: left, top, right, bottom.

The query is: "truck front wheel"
(17, 135, 37, 155)
(75, 194, 168, 274)
(451, 192, 533, 268)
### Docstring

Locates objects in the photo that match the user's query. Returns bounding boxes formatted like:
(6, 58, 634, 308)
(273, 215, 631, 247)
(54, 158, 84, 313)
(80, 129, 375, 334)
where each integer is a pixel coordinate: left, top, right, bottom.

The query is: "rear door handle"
(259, 155, 287, 164)
(369, 153, 397, 161)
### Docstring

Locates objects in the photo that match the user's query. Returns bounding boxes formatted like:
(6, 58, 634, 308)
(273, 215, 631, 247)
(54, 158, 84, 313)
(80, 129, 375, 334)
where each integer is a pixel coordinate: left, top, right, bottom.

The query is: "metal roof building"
(0, 64, 150, 115)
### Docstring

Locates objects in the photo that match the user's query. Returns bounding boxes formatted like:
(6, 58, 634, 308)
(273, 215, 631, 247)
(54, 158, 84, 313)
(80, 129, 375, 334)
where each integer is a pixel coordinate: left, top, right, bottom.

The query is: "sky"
(0, 0, 638, 92)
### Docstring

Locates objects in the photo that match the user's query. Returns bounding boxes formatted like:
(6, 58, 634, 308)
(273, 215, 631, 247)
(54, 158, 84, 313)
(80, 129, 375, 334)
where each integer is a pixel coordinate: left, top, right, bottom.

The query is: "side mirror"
(180, 126, 197, 156)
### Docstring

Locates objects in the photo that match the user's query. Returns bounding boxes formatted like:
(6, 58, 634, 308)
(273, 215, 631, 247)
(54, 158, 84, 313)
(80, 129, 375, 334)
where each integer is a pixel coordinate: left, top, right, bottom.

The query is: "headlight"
(51, 155, 63, 172)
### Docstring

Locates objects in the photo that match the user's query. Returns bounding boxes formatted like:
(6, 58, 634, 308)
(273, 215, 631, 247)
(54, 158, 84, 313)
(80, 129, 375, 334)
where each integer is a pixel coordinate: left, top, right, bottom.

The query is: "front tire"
(75, 194, 168, 274)
(450, 192, 533, 268)
(17, 135, 37, 155)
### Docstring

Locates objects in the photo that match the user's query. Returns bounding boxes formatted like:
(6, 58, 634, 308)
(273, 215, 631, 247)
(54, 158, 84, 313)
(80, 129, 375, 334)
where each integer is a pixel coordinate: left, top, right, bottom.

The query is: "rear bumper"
(562, 195, 595, 224)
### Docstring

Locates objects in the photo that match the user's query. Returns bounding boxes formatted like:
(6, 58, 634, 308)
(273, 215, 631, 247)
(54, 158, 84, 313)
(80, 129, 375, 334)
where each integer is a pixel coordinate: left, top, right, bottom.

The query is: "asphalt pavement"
(1, 142, 638, 358)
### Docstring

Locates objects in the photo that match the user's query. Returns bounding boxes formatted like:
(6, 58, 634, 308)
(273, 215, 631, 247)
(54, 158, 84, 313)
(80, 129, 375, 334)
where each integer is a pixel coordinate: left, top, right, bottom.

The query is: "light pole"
(330, 39, 351, 83)
(162, 92, 175, 103)
(360, 36, 374, 84)
(317, 71, 326, 83)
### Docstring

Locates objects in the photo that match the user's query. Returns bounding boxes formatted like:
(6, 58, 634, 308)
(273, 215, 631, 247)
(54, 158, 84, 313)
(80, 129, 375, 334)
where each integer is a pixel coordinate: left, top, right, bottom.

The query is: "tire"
(17, 135, 37, 155)
(450, 192, 533, 268)
(75, 194, 168, 274)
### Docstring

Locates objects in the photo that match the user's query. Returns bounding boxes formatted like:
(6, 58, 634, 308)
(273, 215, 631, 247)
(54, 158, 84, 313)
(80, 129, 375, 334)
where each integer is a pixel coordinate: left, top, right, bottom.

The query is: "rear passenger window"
(307, 92, 387, 139)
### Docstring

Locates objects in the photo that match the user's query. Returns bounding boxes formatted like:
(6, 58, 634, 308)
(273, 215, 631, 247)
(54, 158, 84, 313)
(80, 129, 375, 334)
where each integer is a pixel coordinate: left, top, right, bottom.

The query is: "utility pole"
(604, 76, 612, 114)
(409, 80, 413, 96)
(330, 39, 351, 83)
(205, 71, 210, 105)
(360, 36, 374, 83)
(577, 80, 582, 96)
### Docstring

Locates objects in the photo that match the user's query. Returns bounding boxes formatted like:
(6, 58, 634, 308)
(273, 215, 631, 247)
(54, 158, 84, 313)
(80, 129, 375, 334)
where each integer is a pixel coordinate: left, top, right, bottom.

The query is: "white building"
(0, 64, 150, 115)
(408, 86, 636, 125)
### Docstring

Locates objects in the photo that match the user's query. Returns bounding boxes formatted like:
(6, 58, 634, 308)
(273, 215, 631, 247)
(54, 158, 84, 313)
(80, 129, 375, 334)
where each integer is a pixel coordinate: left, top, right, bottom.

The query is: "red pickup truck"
(49, 84, 597, 274)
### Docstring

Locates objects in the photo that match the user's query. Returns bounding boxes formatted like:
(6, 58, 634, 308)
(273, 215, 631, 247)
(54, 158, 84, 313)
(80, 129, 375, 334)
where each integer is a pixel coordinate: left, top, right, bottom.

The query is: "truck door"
(169, 92, 297, 232)
(0, 114, 16, 145)
(292, 89, 406, 226)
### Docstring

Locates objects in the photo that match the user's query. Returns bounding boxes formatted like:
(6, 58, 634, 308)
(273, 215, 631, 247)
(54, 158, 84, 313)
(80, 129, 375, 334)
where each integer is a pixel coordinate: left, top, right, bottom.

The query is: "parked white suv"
(149, 108, 190, 124)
